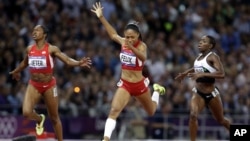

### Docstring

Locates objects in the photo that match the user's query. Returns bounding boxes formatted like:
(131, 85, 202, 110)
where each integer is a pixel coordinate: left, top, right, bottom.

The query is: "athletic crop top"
(28, 43, 54, 74)
(120, 40, 144, 71)
(194, 52, 216, 83)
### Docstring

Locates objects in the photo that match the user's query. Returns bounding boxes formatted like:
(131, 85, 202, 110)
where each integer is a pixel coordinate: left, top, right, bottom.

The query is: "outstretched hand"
(174, 73, 187, 83)
(79, 57, 92, 68)
(9, 71, 21, 81)
(187, 72, 202, 80)
(91, 2, 104, 18)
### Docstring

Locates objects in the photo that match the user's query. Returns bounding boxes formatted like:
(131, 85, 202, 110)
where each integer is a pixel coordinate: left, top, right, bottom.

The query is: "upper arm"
(138, 42, 147, 57)
(209, 53, 224, 72)
(112, 34, 124, 45)
(50, 45, 68, 63)
(23, 46, 32, 65)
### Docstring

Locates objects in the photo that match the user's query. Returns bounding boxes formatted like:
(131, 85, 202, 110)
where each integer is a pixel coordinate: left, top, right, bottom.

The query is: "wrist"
(12, 69, 18, 74)
(182, 72, 187, 75)
(98, 15, 103, 18)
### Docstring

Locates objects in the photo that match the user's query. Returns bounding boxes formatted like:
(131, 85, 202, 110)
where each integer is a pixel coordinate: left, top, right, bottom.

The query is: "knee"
(147, 110, 155, 117)
(189, 112, 198, 122)
(109, 107, 122, 118)
(49, 114, 60, 125)
(215, 117, 228, 125)
(22, 109, 33, 118)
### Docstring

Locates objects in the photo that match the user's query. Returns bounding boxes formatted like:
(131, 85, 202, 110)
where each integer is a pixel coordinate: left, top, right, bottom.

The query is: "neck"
(201, 50, 211, 56)
(36, 40, 46, 48)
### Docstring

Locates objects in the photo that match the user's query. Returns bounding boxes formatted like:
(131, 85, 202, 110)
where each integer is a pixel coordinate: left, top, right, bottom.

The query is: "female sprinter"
(91, 2, 166, 141)
(10, 25, 92, 141)
(175, 35, 231, 141)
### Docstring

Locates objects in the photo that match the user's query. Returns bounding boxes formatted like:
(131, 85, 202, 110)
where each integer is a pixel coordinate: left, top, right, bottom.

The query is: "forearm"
(130, 47, 146, 61)
(202, 72, 225, 79)
(99, 16, 117, 40)
(12, 62, 28, 73)
(66, 58, 80, 67)
(182, 68, 194, 75)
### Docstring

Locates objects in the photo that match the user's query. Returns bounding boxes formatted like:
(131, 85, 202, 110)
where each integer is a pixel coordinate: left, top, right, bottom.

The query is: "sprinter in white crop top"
(175, 35, 231, 141)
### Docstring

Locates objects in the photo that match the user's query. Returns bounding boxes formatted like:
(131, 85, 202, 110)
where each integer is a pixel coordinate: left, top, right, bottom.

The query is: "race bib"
(29, 56, 47, 69)
(120, 53, 136, 66)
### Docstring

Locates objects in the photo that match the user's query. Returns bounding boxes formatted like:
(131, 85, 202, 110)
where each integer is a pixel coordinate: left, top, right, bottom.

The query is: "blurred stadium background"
(0, 0, 250, 140)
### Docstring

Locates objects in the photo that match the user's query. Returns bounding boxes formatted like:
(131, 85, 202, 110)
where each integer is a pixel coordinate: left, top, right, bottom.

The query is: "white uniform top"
(193, 52, 217, 83)
(194, 52, 216, 73)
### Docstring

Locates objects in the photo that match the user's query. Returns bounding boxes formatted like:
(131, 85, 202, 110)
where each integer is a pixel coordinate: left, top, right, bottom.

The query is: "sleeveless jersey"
(120, 40, 144, 71)
(194, 52, 216, 83)
(28, 43, 54, 74)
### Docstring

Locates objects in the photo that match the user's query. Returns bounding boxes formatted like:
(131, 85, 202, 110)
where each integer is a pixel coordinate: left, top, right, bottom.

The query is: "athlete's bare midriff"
(121, 69, 144, 83)
(195, 82, 215, 94)
(30, 73, 53, 83)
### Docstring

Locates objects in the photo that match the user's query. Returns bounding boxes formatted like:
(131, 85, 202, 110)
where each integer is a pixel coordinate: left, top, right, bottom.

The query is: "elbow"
(138, 55, 146, 62)
(219, 72, 225, 79)
(141, 57, 146, 62)
(110, 34, 117, 40)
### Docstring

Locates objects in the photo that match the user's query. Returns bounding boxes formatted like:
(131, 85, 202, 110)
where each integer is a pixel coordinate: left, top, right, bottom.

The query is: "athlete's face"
(198, 36, 212, 53)
(124, 29, 139, 45)
(32, 25, 46, 41)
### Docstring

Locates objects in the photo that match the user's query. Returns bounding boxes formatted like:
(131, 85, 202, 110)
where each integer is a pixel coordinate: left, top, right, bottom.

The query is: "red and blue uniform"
(28, 43, 56, 94)
(118, 40, 149, 96)
(120, 40, 144, 71)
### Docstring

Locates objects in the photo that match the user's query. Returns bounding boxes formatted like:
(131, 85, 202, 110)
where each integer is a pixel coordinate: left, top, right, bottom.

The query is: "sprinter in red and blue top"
(92, 2, 166, 141)
(9, 25, 92, 141)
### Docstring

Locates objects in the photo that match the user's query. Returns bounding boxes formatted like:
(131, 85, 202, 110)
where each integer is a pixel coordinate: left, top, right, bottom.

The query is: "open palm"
(91, 2, 104, 18)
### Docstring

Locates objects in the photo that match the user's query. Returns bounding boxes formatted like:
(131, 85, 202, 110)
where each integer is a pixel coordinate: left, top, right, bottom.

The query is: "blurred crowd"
(0, 0, 250, 130)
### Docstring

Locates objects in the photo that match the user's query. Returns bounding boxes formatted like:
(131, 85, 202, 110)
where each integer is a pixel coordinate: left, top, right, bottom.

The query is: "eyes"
(124, 29, 139, 40)
(125, 35, 136, 39)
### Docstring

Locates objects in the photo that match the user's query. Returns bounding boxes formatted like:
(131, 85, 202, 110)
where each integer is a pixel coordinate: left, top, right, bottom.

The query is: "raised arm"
(91, 2, 123, 45)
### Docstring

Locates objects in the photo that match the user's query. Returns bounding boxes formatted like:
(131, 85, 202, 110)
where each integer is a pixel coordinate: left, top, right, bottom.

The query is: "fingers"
(78, 57, 92, 68)
(92, 2, 101, 10)
(92, 3, 97, 9)
(187, 73, 192, 77)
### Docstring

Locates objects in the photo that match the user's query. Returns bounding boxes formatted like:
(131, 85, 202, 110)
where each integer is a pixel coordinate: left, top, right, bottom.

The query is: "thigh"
(43, 86, 59, 117)
(208, 95, 224, 120)
(111, 88, 131, 111)
(23, 84, 42, 112)
(135, 90, 153, 111)
(190, 92, 206, 115)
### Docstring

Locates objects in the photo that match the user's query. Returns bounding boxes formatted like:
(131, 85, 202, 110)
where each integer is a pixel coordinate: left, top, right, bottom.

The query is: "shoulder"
(139, 41, 147, 49)
(27, 44, 33, 50)
(48, 44, 60, 52)
(210, 52, 219, 57)
(208, 51, 221, 61)
(26, 44, 34, 52)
